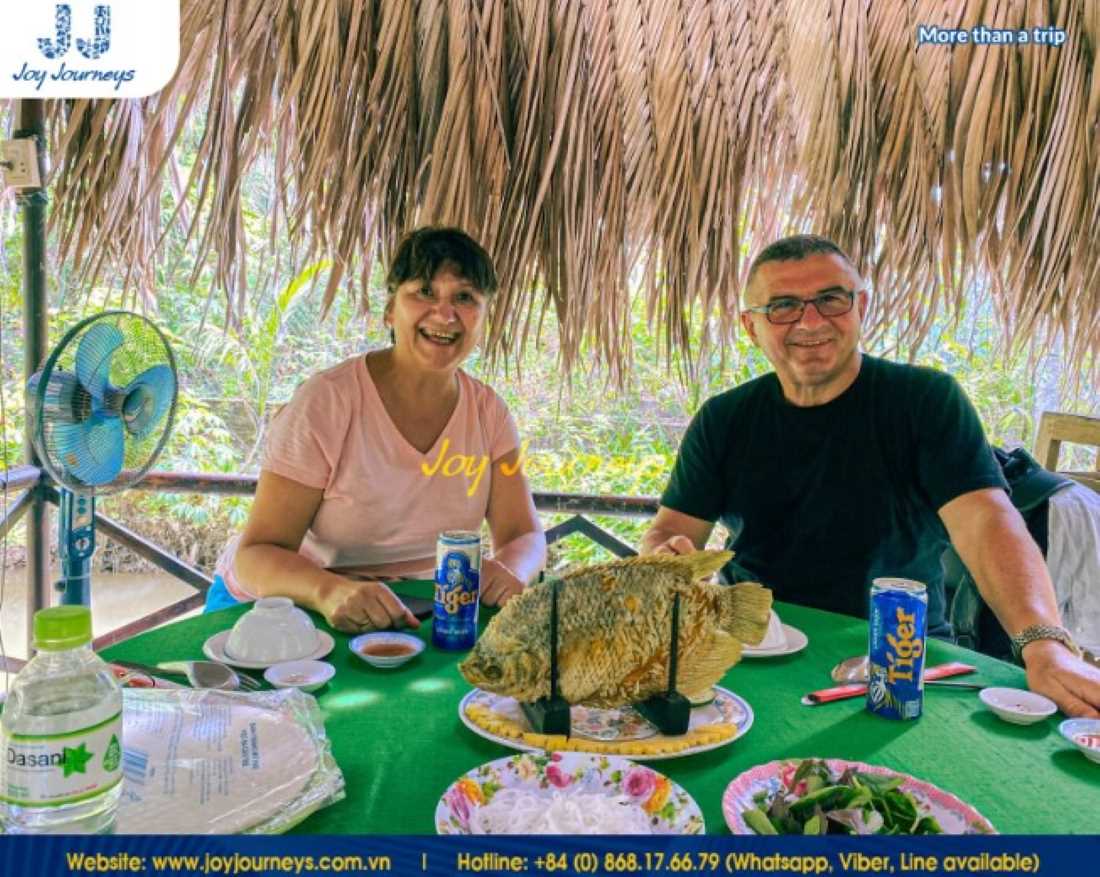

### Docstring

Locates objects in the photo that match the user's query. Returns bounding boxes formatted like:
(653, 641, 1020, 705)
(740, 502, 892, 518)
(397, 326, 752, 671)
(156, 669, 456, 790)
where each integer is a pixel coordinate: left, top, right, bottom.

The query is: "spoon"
(113, 658, 250, 690)
(829, 655, 983, 689)
(157, 661, 261, 690)
(831, 655, 869, 683)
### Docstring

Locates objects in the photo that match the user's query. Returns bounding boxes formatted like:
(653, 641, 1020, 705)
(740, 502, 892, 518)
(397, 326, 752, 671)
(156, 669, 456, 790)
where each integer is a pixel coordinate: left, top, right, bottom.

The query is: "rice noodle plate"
(468, 789, 653, 834)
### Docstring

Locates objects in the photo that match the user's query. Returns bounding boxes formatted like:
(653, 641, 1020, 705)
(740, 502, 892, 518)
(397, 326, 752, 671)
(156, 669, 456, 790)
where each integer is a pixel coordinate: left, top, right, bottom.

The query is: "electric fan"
(26, 310, 178, 605)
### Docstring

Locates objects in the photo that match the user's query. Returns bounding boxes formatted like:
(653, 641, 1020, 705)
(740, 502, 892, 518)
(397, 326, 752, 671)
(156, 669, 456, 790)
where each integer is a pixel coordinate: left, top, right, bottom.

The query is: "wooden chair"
(1035, 411, 1100, 493)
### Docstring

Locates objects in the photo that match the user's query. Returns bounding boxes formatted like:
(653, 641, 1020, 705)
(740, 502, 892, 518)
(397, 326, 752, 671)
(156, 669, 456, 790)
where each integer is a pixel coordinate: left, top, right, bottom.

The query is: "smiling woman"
(383, 231, 493, 375)
(208, 227, 547, 632)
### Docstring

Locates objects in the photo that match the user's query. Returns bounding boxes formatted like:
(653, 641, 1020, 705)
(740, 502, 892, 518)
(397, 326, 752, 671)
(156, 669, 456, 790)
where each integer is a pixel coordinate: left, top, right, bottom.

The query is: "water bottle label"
(1, 711, 123, 807)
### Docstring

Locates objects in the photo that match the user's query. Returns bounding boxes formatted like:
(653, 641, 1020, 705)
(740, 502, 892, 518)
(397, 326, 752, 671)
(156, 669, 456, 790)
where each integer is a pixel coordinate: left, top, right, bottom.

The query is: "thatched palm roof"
(36, 0, 1100, 379)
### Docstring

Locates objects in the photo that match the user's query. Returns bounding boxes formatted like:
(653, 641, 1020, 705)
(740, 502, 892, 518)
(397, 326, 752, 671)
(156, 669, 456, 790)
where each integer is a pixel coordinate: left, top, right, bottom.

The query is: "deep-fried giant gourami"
(460, 551, 772, 707)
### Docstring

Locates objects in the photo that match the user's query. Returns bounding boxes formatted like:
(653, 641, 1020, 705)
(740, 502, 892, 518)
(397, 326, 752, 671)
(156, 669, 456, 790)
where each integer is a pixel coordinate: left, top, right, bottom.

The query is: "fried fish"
(459, 550, 772, 707)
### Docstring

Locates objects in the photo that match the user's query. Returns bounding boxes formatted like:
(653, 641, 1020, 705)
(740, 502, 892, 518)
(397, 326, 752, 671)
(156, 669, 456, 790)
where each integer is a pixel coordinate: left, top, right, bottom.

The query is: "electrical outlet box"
(1, 139, 42, 189)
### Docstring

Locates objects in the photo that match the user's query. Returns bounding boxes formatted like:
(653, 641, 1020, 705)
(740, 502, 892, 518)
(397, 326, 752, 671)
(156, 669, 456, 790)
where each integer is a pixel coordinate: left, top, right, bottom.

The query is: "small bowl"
(350, 632, 425, 669)
(225, 597, 320, 664)
(264, 660, 334, 693)
(1059, 718, 1100, 764)
(755, 610, 789, 651)
(978, 686, 1057, 725)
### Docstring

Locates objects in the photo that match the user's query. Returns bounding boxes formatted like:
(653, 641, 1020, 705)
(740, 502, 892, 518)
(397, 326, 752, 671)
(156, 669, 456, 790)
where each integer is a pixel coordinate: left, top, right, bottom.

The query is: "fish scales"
(460, 550, 772, 708)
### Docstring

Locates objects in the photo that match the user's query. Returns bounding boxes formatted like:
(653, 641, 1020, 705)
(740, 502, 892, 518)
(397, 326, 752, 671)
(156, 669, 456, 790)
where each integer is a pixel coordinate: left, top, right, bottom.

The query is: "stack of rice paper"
(116, 687, 344, 834)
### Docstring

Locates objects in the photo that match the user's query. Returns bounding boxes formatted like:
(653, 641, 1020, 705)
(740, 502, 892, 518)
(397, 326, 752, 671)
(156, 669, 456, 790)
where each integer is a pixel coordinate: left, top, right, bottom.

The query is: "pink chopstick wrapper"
(803, 662, 977, 705)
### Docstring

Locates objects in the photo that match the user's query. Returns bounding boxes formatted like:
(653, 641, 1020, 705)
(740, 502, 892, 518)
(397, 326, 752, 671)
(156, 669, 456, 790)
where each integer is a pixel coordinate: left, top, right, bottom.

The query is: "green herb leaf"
(743, 807, 778, 835)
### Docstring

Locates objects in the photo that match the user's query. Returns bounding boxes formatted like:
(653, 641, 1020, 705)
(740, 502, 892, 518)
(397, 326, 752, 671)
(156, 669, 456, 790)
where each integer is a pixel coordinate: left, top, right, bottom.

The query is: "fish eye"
(480, 660, 502, 682)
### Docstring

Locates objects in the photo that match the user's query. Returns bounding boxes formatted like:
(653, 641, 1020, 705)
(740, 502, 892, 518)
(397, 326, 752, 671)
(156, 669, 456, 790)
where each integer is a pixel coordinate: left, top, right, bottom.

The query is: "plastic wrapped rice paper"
(117, 688, 344, 834)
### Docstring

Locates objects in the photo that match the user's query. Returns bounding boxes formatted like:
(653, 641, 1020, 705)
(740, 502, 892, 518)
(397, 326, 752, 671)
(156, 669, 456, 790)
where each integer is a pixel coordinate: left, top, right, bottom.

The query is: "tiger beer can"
(432, 530, 481, 650)
(867, 577, 928, 720)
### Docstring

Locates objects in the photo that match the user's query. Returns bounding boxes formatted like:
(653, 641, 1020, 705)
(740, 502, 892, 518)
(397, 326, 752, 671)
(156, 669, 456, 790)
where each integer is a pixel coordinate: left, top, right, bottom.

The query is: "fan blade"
(75, 323, 124, 402)
(121, 365, 176, 438)
(28, 369, 85, 423)
(52, 413, 125, 486)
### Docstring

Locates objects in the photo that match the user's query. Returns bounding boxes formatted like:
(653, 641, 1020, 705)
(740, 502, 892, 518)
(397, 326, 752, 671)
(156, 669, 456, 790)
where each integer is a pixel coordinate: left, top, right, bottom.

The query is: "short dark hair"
(746, 234, 855, 288)
(386, 227, 498, 296)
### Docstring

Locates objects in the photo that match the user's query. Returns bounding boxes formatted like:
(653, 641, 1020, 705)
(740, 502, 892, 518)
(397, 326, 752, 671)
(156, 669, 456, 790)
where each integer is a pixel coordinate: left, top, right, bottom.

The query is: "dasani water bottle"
(1, 606, 123, 833)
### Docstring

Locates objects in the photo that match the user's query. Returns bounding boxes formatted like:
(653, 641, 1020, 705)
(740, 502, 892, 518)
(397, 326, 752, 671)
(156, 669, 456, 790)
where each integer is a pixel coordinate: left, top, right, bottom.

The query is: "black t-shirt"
(660, 355, 1007, 635)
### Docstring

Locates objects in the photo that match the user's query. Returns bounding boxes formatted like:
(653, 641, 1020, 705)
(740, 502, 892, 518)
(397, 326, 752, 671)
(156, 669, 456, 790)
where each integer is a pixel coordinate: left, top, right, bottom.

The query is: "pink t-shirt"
(219, 355, 520, 600)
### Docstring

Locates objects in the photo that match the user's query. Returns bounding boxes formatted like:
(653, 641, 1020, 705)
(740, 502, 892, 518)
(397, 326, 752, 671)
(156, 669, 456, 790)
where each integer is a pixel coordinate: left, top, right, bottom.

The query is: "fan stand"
(58, 488, 95, 605)
(28, 311, 179, 610)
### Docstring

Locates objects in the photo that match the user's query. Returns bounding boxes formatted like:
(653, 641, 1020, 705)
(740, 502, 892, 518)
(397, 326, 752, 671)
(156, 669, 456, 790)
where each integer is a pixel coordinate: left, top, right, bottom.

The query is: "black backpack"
(945, 447, 1074, 660)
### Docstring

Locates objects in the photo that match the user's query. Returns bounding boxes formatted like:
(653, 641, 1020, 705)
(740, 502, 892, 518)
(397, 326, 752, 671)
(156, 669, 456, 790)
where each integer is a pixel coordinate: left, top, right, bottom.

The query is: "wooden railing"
(1, 466, 658, 666)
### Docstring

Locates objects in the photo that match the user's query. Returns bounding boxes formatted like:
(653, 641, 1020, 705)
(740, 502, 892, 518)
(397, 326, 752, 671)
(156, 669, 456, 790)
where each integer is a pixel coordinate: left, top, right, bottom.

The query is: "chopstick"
(803, 662, 980, 705)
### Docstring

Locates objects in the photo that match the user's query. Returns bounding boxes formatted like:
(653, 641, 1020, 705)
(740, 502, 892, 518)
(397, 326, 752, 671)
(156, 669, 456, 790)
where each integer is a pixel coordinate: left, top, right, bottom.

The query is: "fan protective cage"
(30, 310, 178, 495)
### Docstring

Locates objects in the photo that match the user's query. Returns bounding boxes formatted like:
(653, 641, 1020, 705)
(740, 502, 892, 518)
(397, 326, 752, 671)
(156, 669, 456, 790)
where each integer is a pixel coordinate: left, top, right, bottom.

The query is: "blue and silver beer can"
(867, 577, 928, 720)
(432, 530, 481, 650)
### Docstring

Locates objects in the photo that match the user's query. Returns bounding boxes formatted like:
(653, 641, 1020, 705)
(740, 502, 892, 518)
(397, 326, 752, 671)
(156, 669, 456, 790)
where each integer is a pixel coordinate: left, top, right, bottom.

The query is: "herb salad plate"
(722, 758, 996, 835)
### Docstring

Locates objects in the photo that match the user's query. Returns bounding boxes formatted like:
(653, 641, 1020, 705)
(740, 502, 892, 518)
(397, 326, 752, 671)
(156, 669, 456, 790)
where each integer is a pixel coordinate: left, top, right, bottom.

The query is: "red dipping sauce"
(361, 642, 416, 658)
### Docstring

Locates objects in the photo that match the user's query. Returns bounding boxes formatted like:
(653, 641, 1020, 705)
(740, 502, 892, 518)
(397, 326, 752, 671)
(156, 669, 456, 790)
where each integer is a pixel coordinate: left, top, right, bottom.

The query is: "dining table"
(101, 581, 1100, 834)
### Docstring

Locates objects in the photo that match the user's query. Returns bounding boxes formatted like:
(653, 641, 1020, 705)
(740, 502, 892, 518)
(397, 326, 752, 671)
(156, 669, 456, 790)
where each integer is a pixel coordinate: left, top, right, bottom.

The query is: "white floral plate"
(459, 686, 753, 761)
(569, 704, 659, 741)
(722, 758, 996, 835)
(435, 752, 704, 834)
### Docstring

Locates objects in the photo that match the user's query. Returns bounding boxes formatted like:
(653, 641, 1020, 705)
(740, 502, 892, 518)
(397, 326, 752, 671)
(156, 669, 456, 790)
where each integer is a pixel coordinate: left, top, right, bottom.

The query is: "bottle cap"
(33, 605, 93, 651)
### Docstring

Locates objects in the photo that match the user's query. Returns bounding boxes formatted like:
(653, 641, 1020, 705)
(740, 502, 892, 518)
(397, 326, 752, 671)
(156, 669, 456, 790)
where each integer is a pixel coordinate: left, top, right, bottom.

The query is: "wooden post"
(17, 98, 52, 650)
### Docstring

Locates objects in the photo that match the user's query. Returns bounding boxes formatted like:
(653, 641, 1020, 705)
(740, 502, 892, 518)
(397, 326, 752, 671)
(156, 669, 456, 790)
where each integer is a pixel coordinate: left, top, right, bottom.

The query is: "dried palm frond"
(34, 0, 1100, 385)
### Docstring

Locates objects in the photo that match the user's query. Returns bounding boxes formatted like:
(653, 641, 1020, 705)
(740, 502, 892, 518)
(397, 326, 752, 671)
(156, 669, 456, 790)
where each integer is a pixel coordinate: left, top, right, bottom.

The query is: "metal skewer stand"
(634, 592, 690, 735)
(520, 576, 571, 736)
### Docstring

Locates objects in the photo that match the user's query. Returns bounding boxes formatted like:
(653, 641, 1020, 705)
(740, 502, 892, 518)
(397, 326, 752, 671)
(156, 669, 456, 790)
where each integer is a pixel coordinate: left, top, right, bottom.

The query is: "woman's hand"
(318, 578, 420, 633)
(481, 446, 546, 606)
(480, 557, 525, 607)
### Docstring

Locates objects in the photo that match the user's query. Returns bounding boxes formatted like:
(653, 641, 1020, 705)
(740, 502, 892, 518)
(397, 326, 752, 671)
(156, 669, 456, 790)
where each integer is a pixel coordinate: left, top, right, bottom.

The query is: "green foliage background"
(1, 109, 1096, 574)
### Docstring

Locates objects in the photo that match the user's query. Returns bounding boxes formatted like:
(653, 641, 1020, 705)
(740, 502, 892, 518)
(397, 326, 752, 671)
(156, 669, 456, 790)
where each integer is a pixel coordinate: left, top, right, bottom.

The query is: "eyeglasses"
(745, 289, 859, 325)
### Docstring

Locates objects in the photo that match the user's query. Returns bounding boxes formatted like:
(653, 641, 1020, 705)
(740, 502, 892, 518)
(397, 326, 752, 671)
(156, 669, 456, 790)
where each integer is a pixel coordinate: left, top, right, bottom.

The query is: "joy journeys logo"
(2, 1, 179, 98)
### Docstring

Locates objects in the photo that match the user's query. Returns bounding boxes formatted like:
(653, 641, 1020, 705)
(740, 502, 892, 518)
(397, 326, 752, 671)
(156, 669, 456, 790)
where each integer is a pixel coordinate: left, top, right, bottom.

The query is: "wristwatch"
(1009, 625, 1082, 662)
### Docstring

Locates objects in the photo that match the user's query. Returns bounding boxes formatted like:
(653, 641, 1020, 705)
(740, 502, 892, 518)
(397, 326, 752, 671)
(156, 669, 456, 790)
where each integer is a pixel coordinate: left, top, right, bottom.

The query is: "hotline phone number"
(465, 851, 830, 874)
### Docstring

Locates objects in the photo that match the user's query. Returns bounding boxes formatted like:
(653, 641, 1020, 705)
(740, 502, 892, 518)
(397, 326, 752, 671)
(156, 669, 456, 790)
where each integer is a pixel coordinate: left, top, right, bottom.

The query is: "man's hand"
(640, 506, 714, 556)
(318, 578, 420, 633)
(480, 557, 525, 607)
(650, 534, 699, 556)
(1023, 640, 1100, 718)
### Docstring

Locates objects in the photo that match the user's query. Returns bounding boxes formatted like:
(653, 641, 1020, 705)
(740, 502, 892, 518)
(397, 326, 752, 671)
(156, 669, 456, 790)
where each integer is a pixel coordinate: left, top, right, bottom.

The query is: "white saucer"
(979, 686, 1057, 725)
(264, 660, 335, 692)
(203, 629, 336, 670)
(742, 623, 808, 658)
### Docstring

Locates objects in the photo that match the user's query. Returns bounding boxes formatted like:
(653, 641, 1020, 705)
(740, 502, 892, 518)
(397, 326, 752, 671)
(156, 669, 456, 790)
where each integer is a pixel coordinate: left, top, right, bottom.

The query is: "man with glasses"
(641, 234, 1100, 717)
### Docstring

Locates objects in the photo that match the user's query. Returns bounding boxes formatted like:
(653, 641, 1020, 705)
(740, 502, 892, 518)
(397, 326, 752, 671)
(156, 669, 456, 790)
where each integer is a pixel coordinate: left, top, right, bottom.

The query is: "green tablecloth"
(102, 583, 1100, 834)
